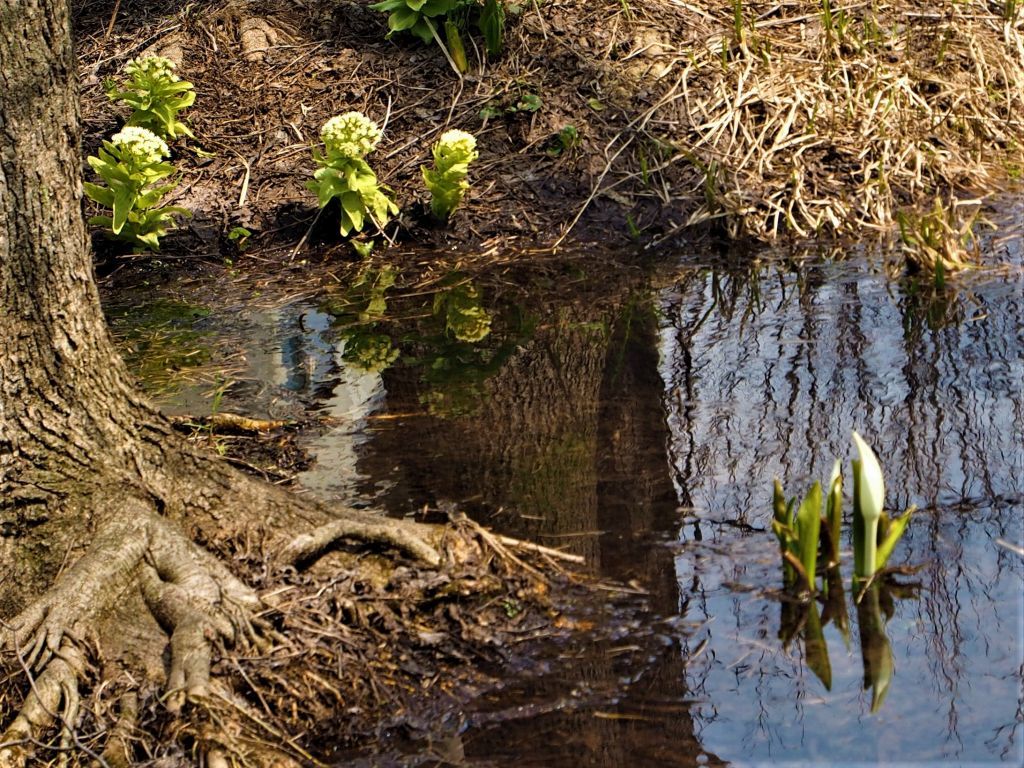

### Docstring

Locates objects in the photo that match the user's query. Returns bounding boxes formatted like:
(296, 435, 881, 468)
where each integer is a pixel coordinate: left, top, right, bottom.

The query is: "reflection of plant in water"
(325, 263, 400, 372)
(342, 332, 399, 374)
(779, 569, 915, 712)
(414, 283, 530, 417)
(325, 268, 525, 413)
(433, 281, 492, 342)
(857, 583, 896, 713)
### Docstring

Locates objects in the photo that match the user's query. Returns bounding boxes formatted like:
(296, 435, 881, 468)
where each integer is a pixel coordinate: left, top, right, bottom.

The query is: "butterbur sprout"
(110, 126, 170, 166)
(308, 113, 397, 237)
(423, 129, 479, 220)
(125, 55, 180, 84)
(321, 112, 383, 160)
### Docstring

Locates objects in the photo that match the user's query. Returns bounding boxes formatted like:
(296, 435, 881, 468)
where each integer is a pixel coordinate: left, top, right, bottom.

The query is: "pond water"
(111, 237, 1023, 766)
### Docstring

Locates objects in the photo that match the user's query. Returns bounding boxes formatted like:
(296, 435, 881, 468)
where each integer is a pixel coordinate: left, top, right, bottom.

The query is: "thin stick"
(105, 0, 122, 39)
(496, 535, 585, 564)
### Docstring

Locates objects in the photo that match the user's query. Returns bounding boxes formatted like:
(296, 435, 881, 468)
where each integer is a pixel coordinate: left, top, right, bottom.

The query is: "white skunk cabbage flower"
(321, 112, 382, 159)
(853, 431, 884, 524)
(110, 126, 169, 165)
(852, 430, 885, 577)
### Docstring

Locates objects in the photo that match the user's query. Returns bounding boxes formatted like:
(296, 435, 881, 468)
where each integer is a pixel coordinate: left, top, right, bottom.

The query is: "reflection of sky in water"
(659, 262, 1023, 764)
(276, 306, 389, 501)
(171, 304, 389, 500)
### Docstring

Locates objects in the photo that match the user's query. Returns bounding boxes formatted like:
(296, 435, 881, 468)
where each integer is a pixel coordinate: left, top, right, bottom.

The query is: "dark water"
(118, 241, 1023, 766)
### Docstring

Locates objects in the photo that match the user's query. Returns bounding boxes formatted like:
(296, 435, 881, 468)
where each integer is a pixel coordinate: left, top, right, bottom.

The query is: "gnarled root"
(0, 642, 88, 767)
(1, 489, 443, 765)
(0, 498, 263, 765)
(280, 512, 441, 568)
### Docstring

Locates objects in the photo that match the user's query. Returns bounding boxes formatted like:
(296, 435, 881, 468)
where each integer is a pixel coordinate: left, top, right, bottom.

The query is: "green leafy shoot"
(104, 56, 195, 140)
(547, 125, 580, 157)
(369, 0, 470, 44)
(823, 459, 843, 567)
(445, 20, 469, 72)
(514, 92, 543, 113)
(422, 129, 479, 220)
(307, 113, 398, 237)
(479, 0, 506, 56)
(772, 479, 823, 593)
(227, 226, 252, 251)
(83, 127, 190, 251)
(876, 505, 916, 571)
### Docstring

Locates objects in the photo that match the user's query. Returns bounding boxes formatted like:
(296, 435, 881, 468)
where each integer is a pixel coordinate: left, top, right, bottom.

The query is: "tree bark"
(0, 4, 441, 763)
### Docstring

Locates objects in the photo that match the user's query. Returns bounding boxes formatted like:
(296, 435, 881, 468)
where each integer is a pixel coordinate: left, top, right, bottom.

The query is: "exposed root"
(1, 483, 448, 764)
(280, 514, 441, 568)
(0, 643, 88, 768)
(95, 691, 137, 768)
(0, 508, 151, 672)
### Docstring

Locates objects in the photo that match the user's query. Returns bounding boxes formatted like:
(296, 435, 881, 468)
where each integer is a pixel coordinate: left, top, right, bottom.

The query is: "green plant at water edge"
(308, 113, 398, 237)
(896, 197, 982, 275)
(84, 127, 190, 251)
(104, 56, 195, 140)
(851, 431, 914, 583)
(772, 479, 822, 592)
(774, 432, 913, 592)
(422, 129, 479, 220)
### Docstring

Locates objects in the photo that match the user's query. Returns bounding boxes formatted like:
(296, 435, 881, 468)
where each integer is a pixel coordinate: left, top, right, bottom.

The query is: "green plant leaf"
(111, 189, 135, 234)
(480, 0, 506, 56)
(824, 459, 843, 567)
(516, 93, 542, 112)
(795, 481, 822, 592)
(876, 506, 915, 570)
(445, 21, 468, 72)
(341, 191, 366, 233)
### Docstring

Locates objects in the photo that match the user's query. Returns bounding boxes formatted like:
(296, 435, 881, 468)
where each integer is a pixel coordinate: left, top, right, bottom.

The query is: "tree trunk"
(0, 4, 441, 763)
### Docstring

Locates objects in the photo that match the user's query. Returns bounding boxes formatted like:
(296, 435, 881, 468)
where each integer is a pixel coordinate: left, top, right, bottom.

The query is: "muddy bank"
(75, 0, 1024, 270)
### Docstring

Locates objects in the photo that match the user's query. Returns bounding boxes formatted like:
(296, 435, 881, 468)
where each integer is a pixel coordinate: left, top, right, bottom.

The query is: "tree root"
(0, 643, 89, 768)
(0, 489, 443, 766)
(280, 514, 441, 568)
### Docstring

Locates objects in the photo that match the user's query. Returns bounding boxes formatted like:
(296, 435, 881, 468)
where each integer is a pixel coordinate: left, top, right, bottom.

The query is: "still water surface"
(119, 245, 1023, 766)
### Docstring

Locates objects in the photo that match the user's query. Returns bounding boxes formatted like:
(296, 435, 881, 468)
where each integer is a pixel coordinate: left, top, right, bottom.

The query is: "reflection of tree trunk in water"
(369, 302, 723, 765)
(374, 311, 608, 565)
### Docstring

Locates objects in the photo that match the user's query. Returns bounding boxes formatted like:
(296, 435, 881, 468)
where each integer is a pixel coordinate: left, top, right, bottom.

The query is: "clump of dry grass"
(665, 0, 1023, 265)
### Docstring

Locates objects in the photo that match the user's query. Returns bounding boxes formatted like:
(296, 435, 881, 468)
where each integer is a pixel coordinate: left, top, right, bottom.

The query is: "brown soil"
(74, 0, 697, 265)
(73, 0, 1023, 271)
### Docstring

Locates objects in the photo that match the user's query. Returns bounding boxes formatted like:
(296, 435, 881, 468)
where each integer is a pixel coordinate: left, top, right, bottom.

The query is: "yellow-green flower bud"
(125, 55, 180, 83)
(435, 129, 478, 166)
(321, 112, 382, 159)
(111, 126, 169, 165)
